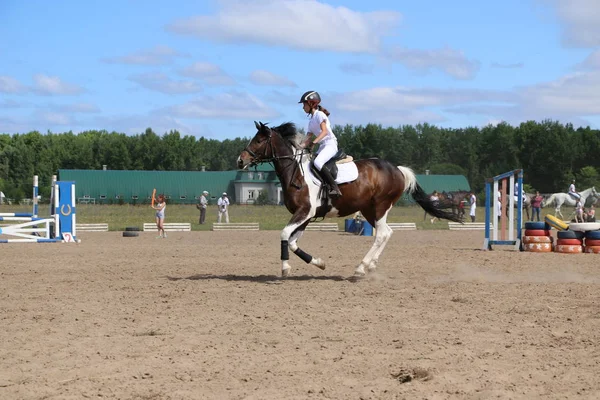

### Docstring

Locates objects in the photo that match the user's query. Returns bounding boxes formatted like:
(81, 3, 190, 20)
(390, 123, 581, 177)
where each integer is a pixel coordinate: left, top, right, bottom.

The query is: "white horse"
(542, 187, 599, 219)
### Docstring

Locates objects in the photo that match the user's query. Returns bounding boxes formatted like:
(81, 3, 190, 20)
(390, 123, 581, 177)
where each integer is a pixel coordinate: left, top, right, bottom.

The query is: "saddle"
(309, 149, 349, 182)
(309, 149, 352, 201)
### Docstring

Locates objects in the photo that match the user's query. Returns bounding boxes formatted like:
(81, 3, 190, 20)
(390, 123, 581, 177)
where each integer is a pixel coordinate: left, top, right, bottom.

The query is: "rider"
(568, 179, 581, 200)
(299, 90, 342, 196)
(514, 182, 526, 202)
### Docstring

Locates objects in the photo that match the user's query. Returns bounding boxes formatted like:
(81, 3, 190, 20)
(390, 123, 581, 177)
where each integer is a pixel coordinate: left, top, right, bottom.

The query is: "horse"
(237, 121, 463, 278)
(541, 187, 599, 219)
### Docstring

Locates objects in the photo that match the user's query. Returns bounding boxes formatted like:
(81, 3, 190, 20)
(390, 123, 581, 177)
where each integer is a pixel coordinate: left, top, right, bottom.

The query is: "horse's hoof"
(348, 272, 366, 282)
(281, 268, 291, 278)
(311, 257, 326, 270)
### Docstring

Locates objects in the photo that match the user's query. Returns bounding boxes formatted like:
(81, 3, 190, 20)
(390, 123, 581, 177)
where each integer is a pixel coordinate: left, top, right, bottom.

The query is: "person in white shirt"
(197, 190, 208, 224)
(568, 179, 580, 200)
(217, 192, 230, 223)
(469, 192, 476, 222)
(299, 90, 342, 196)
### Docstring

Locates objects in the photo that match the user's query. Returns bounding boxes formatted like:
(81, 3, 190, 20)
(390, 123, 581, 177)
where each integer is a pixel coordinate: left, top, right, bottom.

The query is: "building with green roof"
(58, 167, 470, 206)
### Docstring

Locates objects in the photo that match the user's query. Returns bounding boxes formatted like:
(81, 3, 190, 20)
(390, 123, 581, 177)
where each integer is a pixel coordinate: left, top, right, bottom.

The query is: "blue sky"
(1, 0, 600, 139)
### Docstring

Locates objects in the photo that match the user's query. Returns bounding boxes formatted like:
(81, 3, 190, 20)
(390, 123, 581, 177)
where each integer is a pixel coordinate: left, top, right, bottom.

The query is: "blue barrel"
(360, 221, 374, 236)
(344, 218, 355, 233)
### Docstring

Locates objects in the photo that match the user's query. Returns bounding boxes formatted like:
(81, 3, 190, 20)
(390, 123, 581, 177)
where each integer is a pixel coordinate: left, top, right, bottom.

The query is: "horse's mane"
(271, 122, 304, 149)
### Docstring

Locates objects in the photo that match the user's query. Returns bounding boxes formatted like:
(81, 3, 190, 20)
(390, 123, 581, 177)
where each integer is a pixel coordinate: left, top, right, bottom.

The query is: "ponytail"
(317, 105, 330, 116)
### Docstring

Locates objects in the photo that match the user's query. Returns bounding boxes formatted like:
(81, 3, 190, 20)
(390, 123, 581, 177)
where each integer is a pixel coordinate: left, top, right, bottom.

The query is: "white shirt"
(217, 196, 229, 210)
(569, 183, 576, 193)
(199, 195, 208, 209)
(308, 110, 336, 145)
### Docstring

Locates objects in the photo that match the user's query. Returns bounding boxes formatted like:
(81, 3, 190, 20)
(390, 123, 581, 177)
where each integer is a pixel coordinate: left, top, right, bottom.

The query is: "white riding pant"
(569, 192, 581, 200)
(313, 141, 338, 170)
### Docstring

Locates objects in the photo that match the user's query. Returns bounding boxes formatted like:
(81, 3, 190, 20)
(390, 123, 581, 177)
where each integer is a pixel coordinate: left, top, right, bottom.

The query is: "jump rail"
(305, 223, 339, 231)
(143, 223, 191, 232)
(212, 222, 259, 231)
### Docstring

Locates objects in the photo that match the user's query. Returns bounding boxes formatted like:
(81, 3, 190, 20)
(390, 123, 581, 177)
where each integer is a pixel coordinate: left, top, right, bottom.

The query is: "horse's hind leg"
(354, 209, 393, 277)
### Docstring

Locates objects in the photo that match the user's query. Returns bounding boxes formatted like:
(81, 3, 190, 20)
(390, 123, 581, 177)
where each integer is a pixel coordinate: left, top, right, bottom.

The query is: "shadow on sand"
(166, 273, 352, 283)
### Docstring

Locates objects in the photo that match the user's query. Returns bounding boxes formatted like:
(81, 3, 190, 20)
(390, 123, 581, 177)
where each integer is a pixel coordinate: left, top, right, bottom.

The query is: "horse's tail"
(397, 166, 463, 223)
(542, 193, 556, 208)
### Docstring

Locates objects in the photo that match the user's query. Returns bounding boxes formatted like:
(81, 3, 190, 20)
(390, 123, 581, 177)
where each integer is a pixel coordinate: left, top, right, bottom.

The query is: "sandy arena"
(1, 229, 599, 399)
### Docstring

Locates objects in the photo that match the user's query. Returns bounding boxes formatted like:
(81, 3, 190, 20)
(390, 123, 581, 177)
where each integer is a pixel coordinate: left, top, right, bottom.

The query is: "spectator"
(575, 198, 584, 223)
(430, 190, 439, 223)
(469, 191, 477, 222)
(197, 190, 208, 224)
(530, 191, 543, 222)
(151, 194, 167, 238)
(217, 192, 230, 223)
(587, 204, 596, 222)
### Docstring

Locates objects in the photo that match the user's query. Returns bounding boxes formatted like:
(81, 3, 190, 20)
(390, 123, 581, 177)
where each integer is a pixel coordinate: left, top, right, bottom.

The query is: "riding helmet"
(298, 91, 321, 104)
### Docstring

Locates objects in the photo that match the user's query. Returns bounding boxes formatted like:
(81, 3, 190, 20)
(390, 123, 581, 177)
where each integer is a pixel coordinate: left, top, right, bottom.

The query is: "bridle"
(243, 127, 311, 189)
(243, 128, 308, 166)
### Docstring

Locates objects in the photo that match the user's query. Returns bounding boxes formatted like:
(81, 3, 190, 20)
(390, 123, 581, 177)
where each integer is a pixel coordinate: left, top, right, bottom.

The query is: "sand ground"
(1, 229, 599, 400)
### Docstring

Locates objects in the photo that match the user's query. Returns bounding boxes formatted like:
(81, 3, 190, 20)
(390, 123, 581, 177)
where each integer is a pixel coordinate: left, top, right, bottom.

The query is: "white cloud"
(93, 114, 209, 136)
(576, 49, 600, 70)
(36, 111, 74, 126)
(164, 91, 280, 119)
(0, 99, 27, 108)
(542, 0, 600, 47)
(0, 76, 27, 94)
(129, 72, 203, 94)
(102, 45, 188, 65)
(339, 62, 374, 75)
(386, 46, 480, 80)
(32, 74, 85, 95)
(179, 62, 236, 86)
(248, 70, 296, 87)
(166, 0, 400, 53)
(53, 103, 101, 113)
(491, 62, 525, 69)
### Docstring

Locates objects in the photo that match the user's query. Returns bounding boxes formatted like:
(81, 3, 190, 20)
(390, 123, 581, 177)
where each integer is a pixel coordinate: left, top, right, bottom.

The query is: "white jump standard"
(0, 175, 77, 243)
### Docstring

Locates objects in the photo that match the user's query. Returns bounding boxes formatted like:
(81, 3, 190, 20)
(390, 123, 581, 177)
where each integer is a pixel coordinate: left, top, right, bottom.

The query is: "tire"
(557, 230, 585, 239)
(125, 226, 140, 231)
(584, 239, 600, 246)
(584, 230, 600, 240)
(524, 221, 547, 230)
(122, 231, 139, 237)
(555, 244, 583, 253)
(524, 229, 550, 237)
(556, 238, 583, 246)
(544, 215, 569, 231)
(584, 245, 600, 254)
(523, 243, 553, 252)
(522, 235, 553, 244)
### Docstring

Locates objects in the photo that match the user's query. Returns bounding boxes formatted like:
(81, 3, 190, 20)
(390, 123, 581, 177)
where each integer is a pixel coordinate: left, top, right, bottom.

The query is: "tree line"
(1, 120, 599, 201)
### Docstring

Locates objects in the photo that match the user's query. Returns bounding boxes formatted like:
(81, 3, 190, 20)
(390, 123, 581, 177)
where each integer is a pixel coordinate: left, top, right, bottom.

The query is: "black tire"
(122, 231, 139, 237)
(524, 221, 547, 230)
(585, 230, 600, 239)
(125, 226, 140, 231)
(557, 230, 585, 239)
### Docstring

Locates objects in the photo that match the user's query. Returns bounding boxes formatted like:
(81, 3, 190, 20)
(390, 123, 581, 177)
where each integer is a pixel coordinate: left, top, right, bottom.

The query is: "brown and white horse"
(237, 121, 462, 278)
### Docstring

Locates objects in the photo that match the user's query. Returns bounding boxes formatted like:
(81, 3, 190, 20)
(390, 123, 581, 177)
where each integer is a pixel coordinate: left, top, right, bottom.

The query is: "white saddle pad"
(307, 162, 359, 186)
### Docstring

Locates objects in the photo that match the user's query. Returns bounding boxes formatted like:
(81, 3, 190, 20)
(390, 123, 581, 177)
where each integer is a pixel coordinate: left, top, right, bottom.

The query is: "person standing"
(469, 191, 477, 222)
(530, 191, 543, 222)
(217, 192, 230, 223)
(152, 194, 167, 238)
(197, 190, 208, 224)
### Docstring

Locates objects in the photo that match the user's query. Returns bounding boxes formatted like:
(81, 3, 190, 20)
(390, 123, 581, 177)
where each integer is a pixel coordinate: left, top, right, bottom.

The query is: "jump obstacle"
(0, 175, 77, 243)
(483, 169, 523, 251)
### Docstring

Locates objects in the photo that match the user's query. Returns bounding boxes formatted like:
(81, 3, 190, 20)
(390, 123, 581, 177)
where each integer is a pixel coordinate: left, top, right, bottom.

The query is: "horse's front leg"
(280, 210, 321, 277)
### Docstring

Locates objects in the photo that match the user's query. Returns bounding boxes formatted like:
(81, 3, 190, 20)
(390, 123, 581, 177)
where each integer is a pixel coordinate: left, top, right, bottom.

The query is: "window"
(131, 195, 139, 200)
(179, 195, 187, 200)
(115, 195, 121, 199)
(248, 172, 254, 180)
(248, 190, 255, 199)
(257, 172, 264, 180)
(99, 195, 107, 199)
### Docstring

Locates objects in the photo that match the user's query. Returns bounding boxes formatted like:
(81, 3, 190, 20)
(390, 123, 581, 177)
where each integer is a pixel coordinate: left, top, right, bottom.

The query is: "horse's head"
(593, 186, 599, 198)
(237, 121, 301, 169)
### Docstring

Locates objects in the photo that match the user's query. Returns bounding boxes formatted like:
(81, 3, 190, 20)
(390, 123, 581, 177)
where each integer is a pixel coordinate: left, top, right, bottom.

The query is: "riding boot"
(319, 167, 342, 196)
